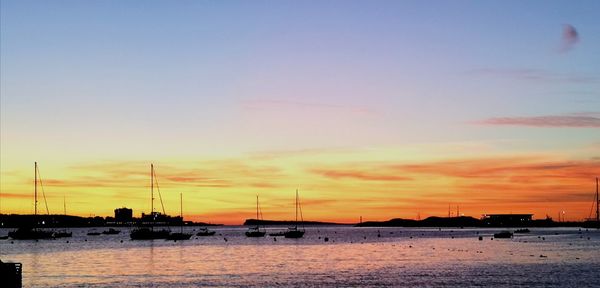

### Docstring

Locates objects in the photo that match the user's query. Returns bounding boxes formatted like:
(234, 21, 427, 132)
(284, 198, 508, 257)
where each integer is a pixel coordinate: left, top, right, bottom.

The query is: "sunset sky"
(1, 1, 599, 224)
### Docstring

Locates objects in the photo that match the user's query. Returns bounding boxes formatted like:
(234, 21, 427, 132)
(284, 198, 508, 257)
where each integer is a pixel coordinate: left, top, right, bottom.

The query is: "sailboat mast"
(295, 189, 298, 227)
(151, 164, 154, 215)
(34, 162, 38, 216)
(64, 195, 66, 215)
(596, 177, 600, 224)
(180, 192, 183, 233)
(256, 195, 259, 220)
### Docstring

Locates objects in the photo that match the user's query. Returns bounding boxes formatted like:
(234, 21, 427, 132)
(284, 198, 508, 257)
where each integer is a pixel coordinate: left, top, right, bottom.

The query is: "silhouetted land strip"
(356, 216, 584, 228)
(0, 214, 222, 228)
(244, 219, 351, 226)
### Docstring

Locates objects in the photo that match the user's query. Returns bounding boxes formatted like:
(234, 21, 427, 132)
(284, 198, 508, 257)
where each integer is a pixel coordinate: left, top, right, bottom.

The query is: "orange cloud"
(311, 169, 412, 182)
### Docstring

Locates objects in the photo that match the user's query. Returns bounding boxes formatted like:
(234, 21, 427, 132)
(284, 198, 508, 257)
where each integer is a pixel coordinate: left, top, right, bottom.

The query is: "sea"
(1, 226, 599, 287)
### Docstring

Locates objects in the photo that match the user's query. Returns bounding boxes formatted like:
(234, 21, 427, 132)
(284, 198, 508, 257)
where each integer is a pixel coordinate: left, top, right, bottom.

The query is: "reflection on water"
(1, 227, 599, 287)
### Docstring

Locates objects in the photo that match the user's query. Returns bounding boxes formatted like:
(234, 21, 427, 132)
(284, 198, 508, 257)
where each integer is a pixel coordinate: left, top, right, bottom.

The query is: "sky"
(1, 0, 599, 224)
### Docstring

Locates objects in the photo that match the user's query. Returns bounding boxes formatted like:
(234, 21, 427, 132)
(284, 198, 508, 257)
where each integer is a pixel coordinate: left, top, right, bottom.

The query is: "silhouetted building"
(482, 214, 533, 227)
(114, 207, 133, 223)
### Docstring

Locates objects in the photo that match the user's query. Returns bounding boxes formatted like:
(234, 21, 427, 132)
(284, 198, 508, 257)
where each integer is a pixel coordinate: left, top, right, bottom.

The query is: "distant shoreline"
(1, 214, 596, 228)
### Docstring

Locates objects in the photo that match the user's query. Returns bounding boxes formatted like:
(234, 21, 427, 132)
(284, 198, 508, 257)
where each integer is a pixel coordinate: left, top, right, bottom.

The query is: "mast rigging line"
(36, 165, 50, 215)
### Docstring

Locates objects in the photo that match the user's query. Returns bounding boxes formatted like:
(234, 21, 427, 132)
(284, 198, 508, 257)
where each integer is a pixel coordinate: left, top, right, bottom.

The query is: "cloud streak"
(468, 68, 599, 84)
(477, 115, 600, 128)
(311, 169, 412, 182)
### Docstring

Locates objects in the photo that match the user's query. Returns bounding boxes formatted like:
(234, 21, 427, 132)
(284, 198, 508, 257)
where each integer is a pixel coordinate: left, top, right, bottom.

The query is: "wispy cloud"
(468, 68, 599, 84)
(477, 115, 600, 128)
(311, 168, 412, 182)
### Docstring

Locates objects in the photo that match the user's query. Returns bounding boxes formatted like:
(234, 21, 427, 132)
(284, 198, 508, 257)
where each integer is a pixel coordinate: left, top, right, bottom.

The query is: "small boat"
(245, 226, 266, 237)
(166, 232, 192, 241)
(284, 227, 305, 239)
(54, 196, 73, 238)
(0, 235, 9, 240)
(245, 195, 266, 237)
(54, 230, 73, 238)
(283, 189, 305, 239)
(514, 228, 530, 234)
(102, 228, 121, 235)
(9, 227, 54, 240)
(166, 193, 192, 241)
(268, 231, 286, 237)
(131, 164, 171, 240)
(493, 231, 513, 238)
(196, 227, 216, 236)
(87, 230, 101, 236)
(9, 163, 55, 240)
(582, 178, 600, 229)
(131, 227, 170, 240)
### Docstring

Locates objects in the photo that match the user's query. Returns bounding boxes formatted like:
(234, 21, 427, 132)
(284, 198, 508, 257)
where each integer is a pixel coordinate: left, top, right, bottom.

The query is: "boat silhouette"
(493, 231, 513, 238)
(101, 228, 121, 235)
(8, 162, 54, 240)
(166, 193, 192, 241)
(283, 189, 305, 239)
(54, 195, 73, 238)
(583, 177, 600, 229)
(131, 164, 171, 240)
(245, 195, 266, 237)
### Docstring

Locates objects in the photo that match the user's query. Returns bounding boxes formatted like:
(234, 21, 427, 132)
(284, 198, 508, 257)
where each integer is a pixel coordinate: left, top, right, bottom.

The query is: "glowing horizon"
(1, 1, 599, 225)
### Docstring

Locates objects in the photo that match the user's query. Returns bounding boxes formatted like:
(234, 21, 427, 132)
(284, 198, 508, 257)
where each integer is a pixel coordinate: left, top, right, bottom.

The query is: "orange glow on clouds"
(1, 150, 599, 224)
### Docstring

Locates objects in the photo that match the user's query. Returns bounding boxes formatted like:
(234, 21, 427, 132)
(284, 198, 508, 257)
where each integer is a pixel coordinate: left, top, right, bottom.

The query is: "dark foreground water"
(1, 226, 599, 287)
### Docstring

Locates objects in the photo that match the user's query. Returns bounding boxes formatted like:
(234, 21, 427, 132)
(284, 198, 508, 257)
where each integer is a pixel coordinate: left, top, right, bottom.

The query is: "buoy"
(478, 236, 483, 241)
(324, 237, 329, 242)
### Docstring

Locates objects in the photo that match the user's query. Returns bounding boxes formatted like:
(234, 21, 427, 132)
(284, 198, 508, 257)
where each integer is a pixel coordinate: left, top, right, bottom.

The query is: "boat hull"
(284, 230, 305, 238)
(102, 229, 121, 235)
(493, 231, 513, 239)
(8, 228, 54, 240)
(196, 231, 216, 236)
(245, 231, 266, 237)
(130, 228, 171, 240)
(166, 233, 192, 240)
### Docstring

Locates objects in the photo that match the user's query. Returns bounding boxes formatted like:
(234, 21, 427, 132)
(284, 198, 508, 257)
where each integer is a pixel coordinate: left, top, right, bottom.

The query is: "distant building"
(482, 214, 533, 227)
(114, 207, 133, 223)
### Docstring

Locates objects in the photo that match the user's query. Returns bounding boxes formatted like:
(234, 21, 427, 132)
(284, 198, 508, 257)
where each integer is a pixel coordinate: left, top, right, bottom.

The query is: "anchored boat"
(166, 193, 192, 241)
(131, 164, 171, 240)
(245, 195, 266, 237)
(283, 189, 305, 239)
(8, 162, 54, 240)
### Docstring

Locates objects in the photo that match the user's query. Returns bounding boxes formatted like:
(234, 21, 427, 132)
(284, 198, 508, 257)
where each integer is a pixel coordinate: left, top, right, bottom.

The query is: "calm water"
(1, 226, 599, 287)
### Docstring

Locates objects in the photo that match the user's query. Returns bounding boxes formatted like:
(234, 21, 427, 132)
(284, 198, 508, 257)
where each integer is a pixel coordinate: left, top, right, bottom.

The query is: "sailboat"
(283, 189, 305, 238)
(166, 193, 192, 241)
(130, 164, 171, 240)
(8, 162, 55, 240)
(54, 195, 72, 238)
(245, 195, 266, 237)
(583, 177, 600, 229)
